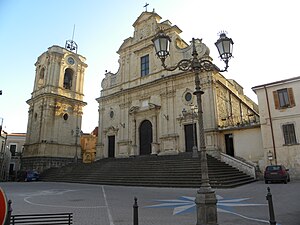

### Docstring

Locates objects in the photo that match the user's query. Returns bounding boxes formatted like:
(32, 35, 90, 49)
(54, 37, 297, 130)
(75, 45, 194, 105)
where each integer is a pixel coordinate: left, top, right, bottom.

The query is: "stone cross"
(144, 3, 149, 11)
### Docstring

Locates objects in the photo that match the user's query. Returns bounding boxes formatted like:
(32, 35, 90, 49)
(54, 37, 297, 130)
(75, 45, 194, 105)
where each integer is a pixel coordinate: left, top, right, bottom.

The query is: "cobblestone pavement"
(1, 180, 300, 225)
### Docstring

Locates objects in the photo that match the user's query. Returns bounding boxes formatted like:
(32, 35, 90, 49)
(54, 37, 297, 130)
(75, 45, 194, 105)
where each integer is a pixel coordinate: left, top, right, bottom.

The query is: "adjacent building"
(6, 133, 26, 180)
(0, 131, 26, 181)
(252, 76, 300, 178)
(0, 129, 8, 181)
(96, 11, 261, 164)
(80, 127, 98, 163)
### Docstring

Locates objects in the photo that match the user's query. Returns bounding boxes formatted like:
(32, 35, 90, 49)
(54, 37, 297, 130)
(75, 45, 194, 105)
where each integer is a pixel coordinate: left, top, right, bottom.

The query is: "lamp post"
(152, 31, 233, 225)
(191, 104, 198, 158)
(74, 126, 80, 163)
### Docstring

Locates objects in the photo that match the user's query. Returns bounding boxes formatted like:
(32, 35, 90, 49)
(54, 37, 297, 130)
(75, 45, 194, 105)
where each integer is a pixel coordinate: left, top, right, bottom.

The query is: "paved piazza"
(1, 181, 300, 225)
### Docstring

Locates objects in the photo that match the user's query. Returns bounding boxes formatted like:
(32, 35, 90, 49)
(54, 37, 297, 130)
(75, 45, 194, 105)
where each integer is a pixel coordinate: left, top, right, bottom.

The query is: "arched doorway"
(139, 120, 152, 155)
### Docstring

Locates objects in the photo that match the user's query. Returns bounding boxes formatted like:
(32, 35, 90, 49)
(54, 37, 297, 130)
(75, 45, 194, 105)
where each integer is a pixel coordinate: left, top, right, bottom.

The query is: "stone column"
(96, 106, 105, 159)
(130, 118, 137, 156)
(151, 115, 159, 155)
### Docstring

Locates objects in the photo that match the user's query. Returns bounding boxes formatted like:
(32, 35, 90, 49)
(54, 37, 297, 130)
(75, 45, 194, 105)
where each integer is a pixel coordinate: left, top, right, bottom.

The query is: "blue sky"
(1, 0, 299, 133)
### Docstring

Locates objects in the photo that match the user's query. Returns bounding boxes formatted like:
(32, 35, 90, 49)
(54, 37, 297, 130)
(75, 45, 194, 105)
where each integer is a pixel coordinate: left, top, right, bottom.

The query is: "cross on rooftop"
(144, 3, 149, 11)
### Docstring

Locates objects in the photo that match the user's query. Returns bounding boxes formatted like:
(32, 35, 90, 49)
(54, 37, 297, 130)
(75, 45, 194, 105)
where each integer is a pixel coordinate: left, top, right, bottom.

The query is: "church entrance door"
(184, 124, 197, 152)
(108, 135, 115, 158)
(139, 120, 152, 155)
(225, 134, 234, 157)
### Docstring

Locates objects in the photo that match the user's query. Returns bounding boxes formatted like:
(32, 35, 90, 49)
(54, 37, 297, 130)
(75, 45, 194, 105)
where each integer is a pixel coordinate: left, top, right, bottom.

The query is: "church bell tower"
(23, 41, 87, 172)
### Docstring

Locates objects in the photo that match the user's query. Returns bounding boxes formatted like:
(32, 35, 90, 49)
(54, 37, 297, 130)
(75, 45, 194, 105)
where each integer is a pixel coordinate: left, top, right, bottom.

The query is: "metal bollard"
(4, 199, 12, 225)
(133, 197, 138, 225)
(266, 187, 276, 225)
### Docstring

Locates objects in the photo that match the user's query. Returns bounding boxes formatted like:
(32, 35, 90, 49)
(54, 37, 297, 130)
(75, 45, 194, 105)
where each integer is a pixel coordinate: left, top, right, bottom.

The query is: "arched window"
(63, 68, 73, 89)
(40, 67, 45, 79)
(38, 67, 45, 87)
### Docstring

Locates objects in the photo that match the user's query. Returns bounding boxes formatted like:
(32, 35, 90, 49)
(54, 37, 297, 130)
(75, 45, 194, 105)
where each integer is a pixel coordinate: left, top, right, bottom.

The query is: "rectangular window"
(141, 55, 149, 76)
(282, 123, 297, 145)
(10, 144, 16, 156)
(278, 89, 289, 107)
(273, 88, 295, 109)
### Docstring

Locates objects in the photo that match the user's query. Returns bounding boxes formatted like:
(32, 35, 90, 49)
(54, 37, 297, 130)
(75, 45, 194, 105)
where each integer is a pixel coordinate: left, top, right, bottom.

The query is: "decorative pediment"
(129, 103, 161, 115)
(132, 11, 161, 27)
(148, 103, 161, 110)
(129, 106, 140, 114)
(103, 126, 119, 134)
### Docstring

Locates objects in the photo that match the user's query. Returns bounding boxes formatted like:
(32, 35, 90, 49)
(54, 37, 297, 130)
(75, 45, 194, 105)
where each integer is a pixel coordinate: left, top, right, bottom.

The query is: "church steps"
(68, 175, 250, 183)
(40, 177, 254, 189)
(40, 177, 253, 187)
(40, 153, 256, 188)
(41, 174, 250, 184)
(42, 169, 245, 178)
(42, 176, 250, 184)
(57, 168, 246, 176)
(41, 170, 248, 178)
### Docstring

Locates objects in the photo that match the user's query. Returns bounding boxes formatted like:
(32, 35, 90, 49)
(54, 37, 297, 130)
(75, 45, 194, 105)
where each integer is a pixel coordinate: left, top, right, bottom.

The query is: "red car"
(264, 165, 290, 184)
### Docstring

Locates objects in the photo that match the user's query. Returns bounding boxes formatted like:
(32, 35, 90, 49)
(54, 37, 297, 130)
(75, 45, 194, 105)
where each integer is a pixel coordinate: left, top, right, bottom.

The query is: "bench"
(9, 212, 73, 224)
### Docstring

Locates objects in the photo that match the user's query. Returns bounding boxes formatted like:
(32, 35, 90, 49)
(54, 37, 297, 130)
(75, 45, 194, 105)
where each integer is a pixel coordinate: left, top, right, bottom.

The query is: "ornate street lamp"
(152, 31, 233, 225)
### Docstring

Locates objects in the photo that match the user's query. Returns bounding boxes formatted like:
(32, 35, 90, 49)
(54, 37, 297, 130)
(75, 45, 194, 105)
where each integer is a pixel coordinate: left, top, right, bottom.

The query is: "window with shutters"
(282, 123, 297, 145)
(273, 88, 295, 109)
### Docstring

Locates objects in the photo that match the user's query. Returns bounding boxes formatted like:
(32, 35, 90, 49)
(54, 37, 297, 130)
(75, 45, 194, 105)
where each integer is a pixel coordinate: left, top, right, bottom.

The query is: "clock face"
(67, 57, 75, 65)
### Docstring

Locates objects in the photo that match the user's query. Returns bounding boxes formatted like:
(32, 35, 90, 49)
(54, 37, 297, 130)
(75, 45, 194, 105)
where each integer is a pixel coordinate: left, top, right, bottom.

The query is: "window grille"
(282, 123, 297, 145)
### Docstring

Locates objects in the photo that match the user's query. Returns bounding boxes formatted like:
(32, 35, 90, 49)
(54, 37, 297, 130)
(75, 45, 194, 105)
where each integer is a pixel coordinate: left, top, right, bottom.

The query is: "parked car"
(17, 170, 40, 182)
(17, 171, 27, 181)
(264, 165, 290, 184)
(26, 170, 40, 181)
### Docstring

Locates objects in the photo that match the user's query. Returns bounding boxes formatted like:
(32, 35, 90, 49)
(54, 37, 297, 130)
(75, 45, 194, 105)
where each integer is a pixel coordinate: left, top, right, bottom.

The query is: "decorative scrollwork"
(176, 59, 193, 71)
(199, 60, 218, 72)
(162, 58, 222, 73)
(162, 59, 192, 71)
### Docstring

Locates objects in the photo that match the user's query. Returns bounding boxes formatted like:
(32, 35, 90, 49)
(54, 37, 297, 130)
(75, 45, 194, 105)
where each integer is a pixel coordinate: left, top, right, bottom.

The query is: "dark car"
(17, 171, 27, 181)
(26, 170, 40, 181)
(264, 165, 290, 184)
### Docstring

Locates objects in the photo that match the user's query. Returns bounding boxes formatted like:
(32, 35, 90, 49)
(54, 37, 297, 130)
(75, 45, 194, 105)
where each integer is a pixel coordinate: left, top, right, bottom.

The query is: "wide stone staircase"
(40, 153, 256, 188)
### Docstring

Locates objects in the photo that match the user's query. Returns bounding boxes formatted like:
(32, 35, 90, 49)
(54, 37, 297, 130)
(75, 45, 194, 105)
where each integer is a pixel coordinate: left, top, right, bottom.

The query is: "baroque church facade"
(96, 11, 260, 160)
(23, 44, 87, 171)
